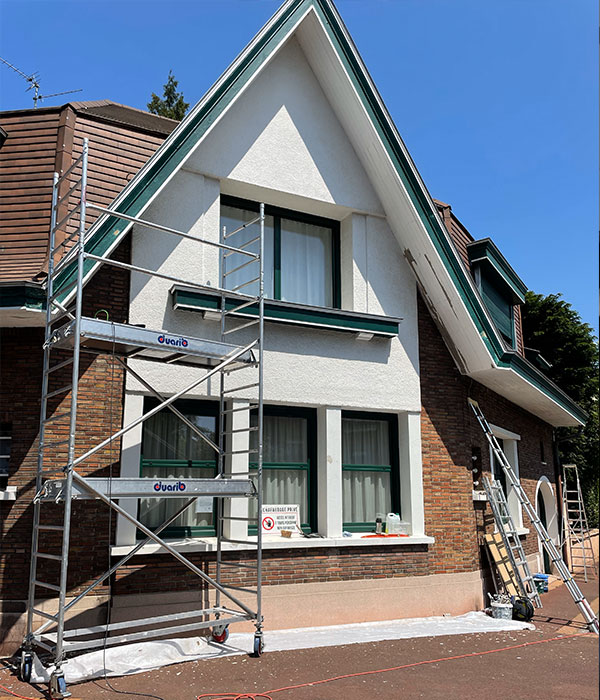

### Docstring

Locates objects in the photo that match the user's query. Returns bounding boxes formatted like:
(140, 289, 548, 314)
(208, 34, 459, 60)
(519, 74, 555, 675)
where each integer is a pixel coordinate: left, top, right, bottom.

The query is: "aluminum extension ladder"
(562, 464, 598, 583)
(482, 476, 542, 608)
(469, 399, 599, 634)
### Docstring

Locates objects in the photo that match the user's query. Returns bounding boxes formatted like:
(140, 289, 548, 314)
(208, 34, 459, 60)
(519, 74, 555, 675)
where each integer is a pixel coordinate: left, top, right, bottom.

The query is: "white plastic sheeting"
(31, 611, 535, 684)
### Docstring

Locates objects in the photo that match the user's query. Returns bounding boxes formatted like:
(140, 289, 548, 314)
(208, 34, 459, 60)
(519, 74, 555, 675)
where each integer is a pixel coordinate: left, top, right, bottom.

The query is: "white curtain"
(221, 205, 274, 297)
(250, 415, 308, 524)
(342, 417, 391, 523)
(280, 218, 332, 307)
(140, 411, 217, 531)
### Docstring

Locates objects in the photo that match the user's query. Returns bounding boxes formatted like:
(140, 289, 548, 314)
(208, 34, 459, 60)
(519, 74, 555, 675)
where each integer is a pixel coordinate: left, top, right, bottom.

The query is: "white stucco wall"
(117, 30, 426, 544)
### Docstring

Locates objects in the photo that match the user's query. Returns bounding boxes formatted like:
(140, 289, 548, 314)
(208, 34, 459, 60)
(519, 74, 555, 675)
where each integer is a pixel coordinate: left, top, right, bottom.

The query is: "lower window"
(138, 399, 218, 537)
(250, 407, 317, 533)
(342, 412, 399, 532)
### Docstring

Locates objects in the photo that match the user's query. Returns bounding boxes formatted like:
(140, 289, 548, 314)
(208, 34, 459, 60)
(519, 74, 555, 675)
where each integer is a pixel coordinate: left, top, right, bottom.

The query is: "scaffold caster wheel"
(50, 670, 71, 699)
(19, 651, 32, 683)
(252, 635, 264, 657)
(211, 625, 229, 644)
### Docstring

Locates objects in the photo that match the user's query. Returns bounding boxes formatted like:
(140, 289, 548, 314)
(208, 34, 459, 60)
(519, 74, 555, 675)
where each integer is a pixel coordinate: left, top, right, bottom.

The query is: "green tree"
(522, 291, 599, 525)
(147, 71, 189, 121)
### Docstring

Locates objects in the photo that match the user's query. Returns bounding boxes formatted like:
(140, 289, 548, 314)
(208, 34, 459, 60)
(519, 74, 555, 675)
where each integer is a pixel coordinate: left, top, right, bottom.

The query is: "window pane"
(342, 418, 389, 466)
(492, 437, 508, 498)
(480, 275, 513, 344)
(343, 471, 391, 523)
(280, 218, 332, 306)
(250, 469, 308, 524)
(141, 407, 217, 531)
(143, 412, 216, 461)
(221, 205, 274, 297)
(250, 413, 309, 526)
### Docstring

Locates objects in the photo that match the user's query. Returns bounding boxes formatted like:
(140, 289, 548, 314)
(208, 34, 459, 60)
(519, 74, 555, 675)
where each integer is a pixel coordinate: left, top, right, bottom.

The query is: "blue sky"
(1, 0, 597, 333)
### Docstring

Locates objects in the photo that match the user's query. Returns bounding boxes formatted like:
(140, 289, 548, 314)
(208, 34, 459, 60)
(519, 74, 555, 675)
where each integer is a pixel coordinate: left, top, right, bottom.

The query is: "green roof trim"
(467, 238, 527, 304)
(53, 0, 584, 424)
(172, 287, 400, 337)
(0, 283, 45, 311)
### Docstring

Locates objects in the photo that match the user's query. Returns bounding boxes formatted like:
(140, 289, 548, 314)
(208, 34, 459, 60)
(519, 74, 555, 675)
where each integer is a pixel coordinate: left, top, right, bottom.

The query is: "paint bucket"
(490, 601, 513, 620)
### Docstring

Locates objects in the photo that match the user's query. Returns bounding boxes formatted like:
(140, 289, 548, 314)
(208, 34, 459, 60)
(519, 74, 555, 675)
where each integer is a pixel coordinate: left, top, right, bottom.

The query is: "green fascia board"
(53, 0, 582, 423)
(497, 350, 587, 423)
(0, 283, 45, 311)
(172, 287, 399, 337)
(467, 239, 527, 304)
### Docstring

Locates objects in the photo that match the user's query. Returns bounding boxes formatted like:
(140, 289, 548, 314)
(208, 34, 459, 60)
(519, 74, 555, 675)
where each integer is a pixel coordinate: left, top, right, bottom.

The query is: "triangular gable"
(53, 0, 585, 426)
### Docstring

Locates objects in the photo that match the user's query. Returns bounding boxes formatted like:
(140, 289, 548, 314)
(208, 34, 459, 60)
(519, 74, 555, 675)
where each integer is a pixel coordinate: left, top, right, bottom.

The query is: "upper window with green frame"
(139, 399, 218, 537)
(342, 411, 399, 532)
(221, 196, 340, 309)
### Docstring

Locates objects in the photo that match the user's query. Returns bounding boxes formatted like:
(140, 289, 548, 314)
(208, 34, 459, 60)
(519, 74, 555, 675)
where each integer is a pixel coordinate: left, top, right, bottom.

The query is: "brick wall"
(1, 272, 559, 607)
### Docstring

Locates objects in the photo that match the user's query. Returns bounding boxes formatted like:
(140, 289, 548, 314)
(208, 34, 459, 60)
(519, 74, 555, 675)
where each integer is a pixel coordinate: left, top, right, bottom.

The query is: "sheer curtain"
(250, 414, 308, 524)
(280, 218, 332, 307)
(221, 205, 274, 297)
(140, 411, 217, 531)
(342, 417, 391, 524)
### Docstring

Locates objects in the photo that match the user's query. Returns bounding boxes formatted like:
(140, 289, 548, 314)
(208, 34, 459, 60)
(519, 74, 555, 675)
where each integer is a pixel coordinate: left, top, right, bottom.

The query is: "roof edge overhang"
(46, 0, 584, 428)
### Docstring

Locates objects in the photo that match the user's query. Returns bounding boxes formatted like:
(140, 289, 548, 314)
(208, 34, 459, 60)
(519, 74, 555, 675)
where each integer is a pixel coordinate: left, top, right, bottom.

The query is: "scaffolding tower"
(20, 139, 266, 698)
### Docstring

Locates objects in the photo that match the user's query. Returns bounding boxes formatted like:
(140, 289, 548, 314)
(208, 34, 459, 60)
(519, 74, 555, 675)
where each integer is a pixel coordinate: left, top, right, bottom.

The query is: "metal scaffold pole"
(20, 140, 267, 698)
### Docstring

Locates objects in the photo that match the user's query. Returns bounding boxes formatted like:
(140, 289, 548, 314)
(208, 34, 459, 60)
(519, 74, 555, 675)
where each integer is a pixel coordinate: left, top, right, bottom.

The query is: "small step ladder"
(562, 464, 598, 583)
(482, 476, 542, 608)
(469, 399, 599, 634)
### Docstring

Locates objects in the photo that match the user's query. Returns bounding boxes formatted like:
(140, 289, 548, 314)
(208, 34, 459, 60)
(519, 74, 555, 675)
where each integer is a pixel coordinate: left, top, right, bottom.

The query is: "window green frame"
(138, 398, 219, 538)
(474, 265, 516, 348)
(221, 195, 341, 309)
(341, 410, 400, 533)
(249, 405, 318, 534)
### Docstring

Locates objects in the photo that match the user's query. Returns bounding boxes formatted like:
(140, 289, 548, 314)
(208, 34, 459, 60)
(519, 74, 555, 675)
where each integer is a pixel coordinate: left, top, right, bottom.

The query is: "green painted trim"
(468, 238, 527, 304)
(342, 464, 392, 472)
(172, 288, 399, 336)
(0, 283, 45, 311)
(55, 0, 583, 424)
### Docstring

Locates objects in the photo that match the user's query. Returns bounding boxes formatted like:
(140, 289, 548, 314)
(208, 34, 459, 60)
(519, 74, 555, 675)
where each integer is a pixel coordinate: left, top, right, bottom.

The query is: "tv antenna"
(0, 56, 82, 108)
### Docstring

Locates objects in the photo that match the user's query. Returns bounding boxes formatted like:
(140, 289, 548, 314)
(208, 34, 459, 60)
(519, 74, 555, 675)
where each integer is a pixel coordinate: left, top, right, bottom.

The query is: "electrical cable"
(196, 631, 592, 700)
(0, 683, 45, 700)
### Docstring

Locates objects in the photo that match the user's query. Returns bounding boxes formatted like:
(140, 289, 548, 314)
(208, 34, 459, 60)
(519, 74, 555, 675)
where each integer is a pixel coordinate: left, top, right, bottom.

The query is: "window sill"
(171, 285, 401, 339)
(0, 486, 17, 501)
(111, 533, 434, 557)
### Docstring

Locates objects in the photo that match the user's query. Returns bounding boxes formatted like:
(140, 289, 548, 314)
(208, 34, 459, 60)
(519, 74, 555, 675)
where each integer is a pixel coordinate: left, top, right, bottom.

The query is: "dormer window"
(467, 238, 527, 350)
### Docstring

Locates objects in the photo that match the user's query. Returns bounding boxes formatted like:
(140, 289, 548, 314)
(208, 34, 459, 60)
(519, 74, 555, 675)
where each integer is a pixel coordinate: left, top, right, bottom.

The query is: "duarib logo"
(153, 481, 187, 492)
(157, 334, 189, 348)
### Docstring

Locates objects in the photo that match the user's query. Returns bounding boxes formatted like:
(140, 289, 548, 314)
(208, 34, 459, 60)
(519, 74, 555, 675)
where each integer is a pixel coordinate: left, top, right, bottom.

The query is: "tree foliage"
(147, 71, 189, 121)
(522, 292, 599, 524)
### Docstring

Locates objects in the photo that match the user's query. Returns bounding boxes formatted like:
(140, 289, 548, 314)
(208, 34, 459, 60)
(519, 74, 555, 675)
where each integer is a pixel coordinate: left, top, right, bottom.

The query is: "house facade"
(0, 0, 583, 654)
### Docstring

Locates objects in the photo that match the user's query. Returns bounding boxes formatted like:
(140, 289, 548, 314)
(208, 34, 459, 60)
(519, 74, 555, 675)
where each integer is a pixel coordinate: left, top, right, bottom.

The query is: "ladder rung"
(223, 215, 261, 239)
(36, 524, 64, 532)
(40, 439, 71, 449)
(56, 150, 85, 184)
(223, 299, 259, 316)
(228, 426, 259, 435)
(34, 580, 60, 592)
(37, 552, 62, 562)
(223, 257, 258, 278)
(221, 583, 258, 595)
(223, 236, 260, 257)
(46, 358, 74, 374)
(231, 276, 260, 292)
(222, 319, 260, 335)
(45, 384, 72, 399)
(32, 608, 58, 621)
(56, 176, 83, 206)
(223, 449, 258, 456)
(43, 411, 71, 425)
(223, 382, 259, 394)
(218, 560, 258, 570)
(222, 404, 258, 415)
(54, 202, 81, 232)
(220, 537, 257, 546)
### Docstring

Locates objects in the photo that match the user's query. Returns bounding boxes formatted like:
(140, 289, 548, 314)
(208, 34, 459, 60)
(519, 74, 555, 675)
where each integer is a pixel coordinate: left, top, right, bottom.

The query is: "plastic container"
(386, 514, 410, 535)
(490, 601, 513, 620)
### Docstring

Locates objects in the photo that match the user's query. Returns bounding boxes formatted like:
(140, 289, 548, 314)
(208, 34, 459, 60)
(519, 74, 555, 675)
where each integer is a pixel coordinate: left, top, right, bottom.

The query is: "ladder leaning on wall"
(562, 464, 598, 583)
(20, 138, 267, 698)
(482, 475, 541, 608)
(469, 399, 599, 634)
